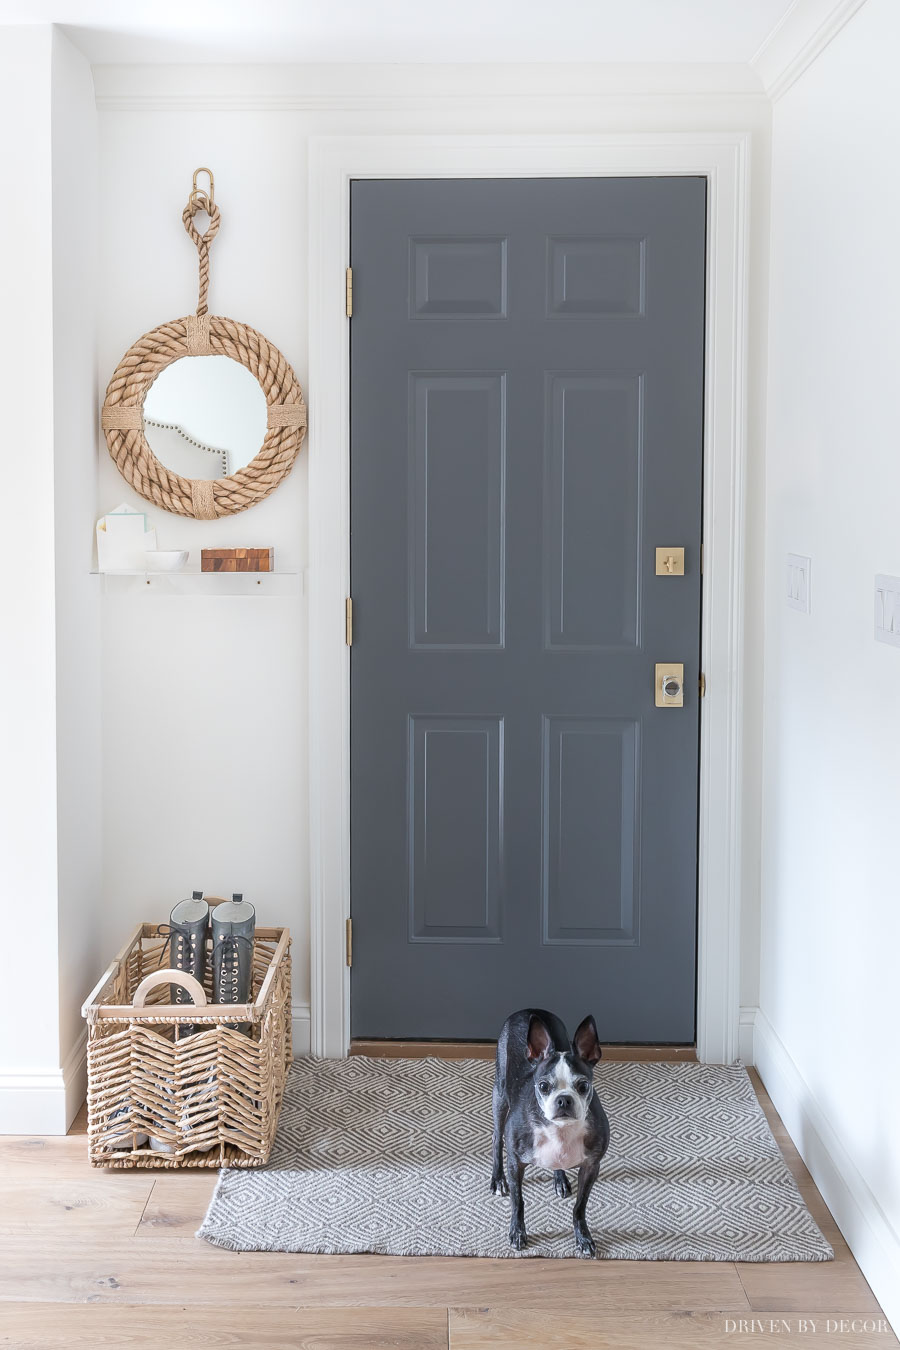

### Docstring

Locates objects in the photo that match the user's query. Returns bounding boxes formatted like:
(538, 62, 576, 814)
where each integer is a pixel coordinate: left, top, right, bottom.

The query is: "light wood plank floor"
(0, 1070, 894, 1350)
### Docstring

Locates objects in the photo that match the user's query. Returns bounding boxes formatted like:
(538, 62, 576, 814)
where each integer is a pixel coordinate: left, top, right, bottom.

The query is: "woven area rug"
(198, 1056, 833, 1261)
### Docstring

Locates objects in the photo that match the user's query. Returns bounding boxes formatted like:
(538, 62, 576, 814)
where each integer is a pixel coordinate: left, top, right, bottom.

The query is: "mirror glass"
(143, 355, 268, 481)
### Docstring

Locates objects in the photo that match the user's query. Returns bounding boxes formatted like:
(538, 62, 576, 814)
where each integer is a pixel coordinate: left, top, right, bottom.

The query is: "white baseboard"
(738, 1004, 758, 1065)
(292, 1002, 311, 1056)
(754, 1009, 900, 1335)
(0, 1029, 86, 1136)
(0, 1072, 69, 1135)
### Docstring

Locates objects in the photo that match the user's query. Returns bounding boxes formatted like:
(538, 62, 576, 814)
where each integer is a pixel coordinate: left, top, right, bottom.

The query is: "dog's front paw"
(573, 1222, 596, 1258)
(554, 1169, 572, 1198)
(508, 1219, 527, 1251)
(490, 1172, 509, 1197)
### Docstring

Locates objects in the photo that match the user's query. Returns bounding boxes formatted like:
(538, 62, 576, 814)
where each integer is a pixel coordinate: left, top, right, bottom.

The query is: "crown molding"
(81, 7, 872, 112)
(751, 0, 868, 100)
(91, 61, 768, 112)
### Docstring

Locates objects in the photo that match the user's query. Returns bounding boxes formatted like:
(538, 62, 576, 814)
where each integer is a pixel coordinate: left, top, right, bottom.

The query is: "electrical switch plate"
(786, 554, 810, 613)
(875, 574, 900, 648)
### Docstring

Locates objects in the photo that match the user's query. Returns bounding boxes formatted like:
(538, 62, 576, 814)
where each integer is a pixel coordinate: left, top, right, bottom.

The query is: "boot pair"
(169, 890, 256, 1034)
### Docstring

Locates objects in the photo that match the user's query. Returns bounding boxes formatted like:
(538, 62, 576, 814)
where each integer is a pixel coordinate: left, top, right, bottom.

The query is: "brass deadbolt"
(656, 547, 685, 576)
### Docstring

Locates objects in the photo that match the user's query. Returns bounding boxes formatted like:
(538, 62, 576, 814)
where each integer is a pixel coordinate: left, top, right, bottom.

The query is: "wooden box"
(201, 547, 274, 572)
(82, 924, 291, 1169)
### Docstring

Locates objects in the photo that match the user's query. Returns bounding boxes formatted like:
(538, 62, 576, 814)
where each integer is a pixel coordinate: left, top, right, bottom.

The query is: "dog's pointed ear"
(573, 1015, 602, 1064)
(526, 1014, 553, 1061)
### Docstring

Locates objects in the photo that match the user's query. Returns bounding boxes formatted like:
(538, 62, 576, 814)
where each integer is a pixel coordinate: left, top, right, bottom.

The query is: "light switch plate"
(875, 574, 900, 648)
(786, 554, 811, 613)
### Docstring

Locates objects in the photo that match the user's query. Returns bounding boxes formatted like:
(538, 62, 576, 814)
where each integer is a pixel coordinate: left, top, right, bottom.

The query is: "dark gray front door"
(350, 177, 705, 1043)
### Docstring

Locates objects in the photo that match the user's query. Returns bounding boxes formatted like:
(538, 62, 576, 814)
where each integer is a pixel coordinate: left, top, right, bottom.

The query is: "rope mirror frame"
(100, 169, 307, 520)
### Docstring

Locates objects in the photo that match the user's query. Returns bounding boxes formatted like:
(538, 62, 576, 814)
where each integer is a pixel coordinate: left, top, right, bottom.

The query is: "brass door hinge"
(345, 596, 353, 646)
(699, 672, 707, 698)
(345, 267, 353, 318)
(345, 917, 353, 968)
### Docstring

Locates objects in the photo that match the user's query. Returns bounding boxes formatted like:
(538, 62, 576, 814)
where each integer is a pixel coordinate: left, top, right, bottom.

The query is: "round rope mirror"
(101, 169, 307, 520)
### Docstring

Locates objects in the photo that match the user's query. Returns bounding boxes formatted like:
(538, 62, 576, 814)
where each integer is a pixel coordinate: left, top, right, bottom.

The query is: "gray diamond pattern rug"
(198, 1056, 833, 1261)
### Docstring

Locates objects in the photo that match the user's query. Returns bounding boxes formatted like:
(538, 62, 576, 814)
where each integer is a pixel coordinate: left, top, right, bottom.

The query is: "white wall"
(0, 26, 99, 1130)
(758, 0, 900, 1326)
(52, 27, 102, 1127)
(0, 29, 59, 1103)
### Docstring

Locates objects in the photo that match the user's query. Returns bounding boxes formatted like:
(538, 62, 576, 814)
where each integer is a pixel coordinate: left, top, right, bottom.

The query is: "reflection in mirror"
(143, 355, 268, 481)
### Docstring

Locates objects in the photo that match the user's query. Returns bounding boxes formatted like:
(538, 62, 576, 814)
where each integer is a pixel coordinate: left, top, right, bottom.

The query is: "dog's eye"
(574, 1079, 588, 1094)
(538, 1080, 551, 1094)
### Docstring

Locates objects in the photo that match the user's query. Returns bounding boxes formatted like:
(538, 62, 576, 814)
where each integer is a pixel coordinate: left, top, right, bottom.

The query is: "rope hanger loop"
(182, 167, 221, 317)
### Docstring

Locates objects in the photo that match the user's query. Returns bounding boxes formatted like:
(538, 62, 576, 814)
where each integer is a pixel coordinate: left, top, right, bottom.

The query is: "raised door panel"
(408, 716, 503, 942)
(543, 374, 643, 651)
(547, 235, 646, 317)
(409, 236, 508, 319)
(409, 373, 506, 649)
(541, 716, 640, 945)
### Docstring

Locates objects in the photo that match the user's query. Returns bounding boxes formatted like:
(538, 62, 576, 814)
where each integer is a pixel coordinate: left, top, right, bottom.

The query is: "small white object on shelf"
(144, 550, 189, 572)
(96, 503, 157, 572)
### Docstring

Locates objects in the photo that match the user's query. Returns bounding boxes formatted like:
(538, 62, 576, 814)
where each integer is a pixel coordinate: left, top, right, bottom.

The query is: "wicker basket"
(82, 922, 291, 1168)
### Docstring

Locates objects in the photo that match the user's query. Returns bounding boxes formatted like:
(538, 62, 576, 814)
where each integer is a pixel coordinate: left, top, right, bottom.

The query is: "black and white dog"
(490, 1008, 610, 1257)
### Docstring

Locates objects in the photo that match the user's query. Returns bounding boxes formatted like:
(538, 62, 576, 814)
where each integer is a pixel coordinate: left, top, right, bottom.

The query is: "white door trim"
(308, 132, 750, 1063)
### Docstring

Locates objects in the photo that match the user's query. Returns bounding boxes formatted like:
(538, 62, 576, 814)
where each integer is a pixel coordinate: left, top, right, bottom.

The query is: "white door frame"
(308, 132, 750, 1063)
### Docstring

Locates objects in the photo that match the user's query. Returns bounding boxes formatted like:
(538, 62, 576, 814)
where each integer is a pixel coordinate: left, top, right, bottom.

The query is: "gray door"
(350, 177, 705, 1043)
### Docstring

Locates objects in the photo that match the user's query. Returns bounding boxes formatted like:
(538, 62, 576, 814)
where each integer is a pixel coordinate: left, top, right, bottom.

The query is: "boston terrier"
(490, 1008, 610, 1257)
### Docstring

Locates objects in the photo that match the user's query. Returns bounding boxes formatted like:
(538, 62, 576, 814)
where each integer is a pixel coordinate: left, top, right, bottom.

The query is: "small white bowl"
(144, 550, 189, 573)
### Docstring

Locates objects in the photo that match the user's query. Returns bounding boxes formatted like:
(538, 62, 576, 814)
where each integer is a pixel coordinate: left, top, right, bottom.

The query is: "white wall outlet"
(786, 554, 811, 613)
(875, 574, 900, 648)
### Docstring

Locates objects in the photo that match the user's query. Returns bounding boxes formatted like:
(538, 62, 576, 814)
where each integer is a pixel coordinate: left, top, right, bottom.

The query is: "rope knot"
(182, 191, 221, 317)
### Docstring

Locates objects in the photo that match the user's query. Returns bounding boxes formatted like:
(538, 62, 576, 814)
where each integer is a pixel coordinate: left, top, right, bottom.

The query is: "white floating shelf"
(92, 570, 302, 597)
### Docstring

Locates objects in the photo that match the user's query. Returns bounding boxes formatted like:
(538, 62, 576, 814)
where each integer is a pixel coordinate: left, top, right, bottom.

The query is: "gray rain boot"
(168, 890, 210, 1037)
(211, 893, 255, 1034)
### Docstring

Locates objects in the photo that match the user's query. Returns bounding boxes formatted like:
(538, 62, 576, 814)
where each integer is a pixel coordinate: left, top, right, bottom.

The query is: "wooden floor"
(0, 1070, 894, 1350)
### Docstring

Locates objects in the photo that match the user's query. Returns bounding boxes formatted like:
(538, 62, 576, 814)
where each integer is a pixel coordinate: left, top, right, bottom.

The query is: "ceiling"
(0, 0, 800, 65)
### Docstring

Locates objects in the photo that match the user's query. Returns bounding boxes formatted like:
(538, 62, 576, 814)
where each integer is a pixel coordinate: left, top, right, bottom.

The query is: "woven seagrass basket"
(82, 923, 291, 1169)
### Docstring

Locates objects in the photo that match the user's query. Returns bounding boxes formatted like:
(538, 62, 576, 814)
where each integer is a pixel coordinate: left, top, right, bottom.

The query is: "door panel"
(410, 236, 508, 318)
(350, 177, 705, 1043)
(547, 235, 645, 317)
(543, 373, 642, 650)
(541, 715, 640, 945)
(409, 716, 503, 943)
(409, 373, 506, 649)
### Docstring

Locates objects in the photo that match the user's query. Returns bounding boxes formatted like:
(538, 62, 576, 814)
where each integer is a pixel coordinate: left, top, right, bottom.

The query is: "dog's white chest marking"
(531, 1120, 588, 1171)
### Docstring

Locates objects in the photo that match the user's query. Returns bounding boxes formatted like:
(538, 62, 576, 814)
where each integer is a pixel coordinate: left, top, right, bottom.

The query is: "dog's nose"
(556, 1094, 573, 1113)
